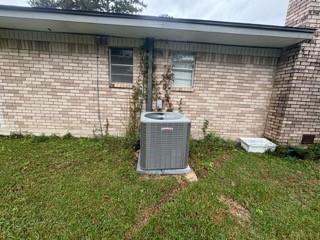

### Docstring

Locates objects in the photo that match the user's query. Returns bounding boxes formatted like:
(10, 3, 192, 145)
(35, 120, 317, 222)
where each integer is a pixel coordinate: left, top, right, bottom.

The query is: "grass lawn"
(0, 135, 319, 239)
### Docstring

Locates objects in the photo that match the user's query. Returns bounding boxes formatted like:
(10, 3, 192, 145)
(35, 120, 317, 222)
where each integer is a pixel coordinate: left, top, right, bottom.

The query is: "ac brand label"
(161, 127, 174, 133)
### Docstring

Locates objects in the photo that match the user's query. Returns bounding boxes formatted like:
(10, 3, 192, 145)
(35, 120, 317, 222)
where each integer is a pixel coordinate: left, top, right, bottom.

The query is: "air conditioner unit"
(138, 112, 191, 174)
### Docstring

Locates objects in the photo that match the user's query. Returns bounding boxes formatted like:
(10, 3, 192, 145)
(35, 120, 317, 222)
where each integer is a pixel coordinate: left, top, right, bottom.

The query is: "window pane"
(173, 62, 193, 69)
(174, 79, 192, 87)
(172, 52, 194, 87)
(111, 74, 133, 83)
(111, 65, 133, 75)
(173, 70, 192, 80)
(111, 49, 133, 58)
(172, 53, 194, 62)
(111, 55, 133, 65)
(110, 48, 133, 83)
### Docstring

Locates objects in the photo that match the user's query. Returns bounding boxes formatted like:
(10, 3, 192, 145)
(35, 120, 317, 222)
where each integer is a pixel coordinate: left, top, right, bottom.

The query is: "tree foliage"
(28, 0, 146, 14)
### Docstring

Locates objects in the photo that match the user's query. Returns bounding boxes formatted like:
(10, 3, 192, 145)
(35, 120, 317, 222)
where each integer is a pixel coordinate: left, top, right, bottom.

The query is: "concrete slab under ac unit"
(136, 152, 192, 175)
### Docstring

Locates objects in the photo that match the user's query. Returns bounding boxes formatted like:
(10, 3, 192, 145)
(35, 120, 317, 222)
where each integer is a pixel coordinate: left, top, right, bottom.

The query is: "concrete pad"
(136, 153, 192, 175)
(184, 171, 198, 182)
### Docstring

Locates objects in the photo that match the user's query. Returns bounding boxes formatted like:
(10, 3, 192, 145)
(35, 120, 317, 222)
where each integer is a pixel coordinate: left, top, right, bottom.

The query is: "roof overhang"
(0, 5, 315, 48)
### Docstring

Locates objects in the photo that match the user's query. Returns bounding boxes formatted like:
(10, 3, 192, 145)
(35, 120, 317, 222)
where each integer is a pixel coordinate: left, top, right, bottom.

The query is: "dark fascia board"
(0, 4, 315, 34)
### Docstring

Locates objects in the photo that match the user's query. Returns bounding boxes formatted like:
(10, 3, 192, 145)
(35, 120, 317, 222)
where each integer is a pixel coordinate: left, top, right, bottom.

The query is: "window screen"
(110, 48, 133, 83)
(172, 52, 195, 87)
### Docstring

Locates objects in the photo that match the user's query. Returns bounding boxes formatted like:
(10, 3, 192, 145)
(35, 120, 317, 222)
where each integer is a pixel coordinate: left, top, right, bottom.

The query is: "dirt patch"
(213, 209, 227, 225)
(191, 152, 232, 178)
(218, 195, 251, 225)
(212, 152, 232, 168)
(306, 179, 320, 186)
(124, 177, 189, 240)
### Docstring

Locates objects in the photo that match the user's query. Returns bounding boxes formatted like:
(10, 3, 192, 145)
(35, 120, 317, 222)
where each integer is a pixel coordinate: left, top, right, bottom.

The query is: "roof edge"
(0, 4, 315, 34)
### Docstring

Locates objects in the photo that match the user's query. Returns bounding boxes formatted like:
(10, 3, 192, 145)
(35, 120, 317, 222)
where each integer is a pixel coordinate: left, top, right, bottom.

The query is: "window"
(109, 48, 133, 83)
(172, 52, 195, 87)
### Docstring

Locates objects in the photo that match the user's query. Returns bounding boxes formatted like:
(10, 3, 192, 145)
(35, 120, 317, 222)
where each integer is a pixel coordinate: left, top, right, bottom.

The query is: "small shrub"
(62, 133, 73, 139)
(31, 134, 50, 143)
(123, 133, 140, 151)
(201, 119, 209, 137)
(306, 144, 320, 161)
(271, 144, 320, 161)
(190, 133, 235, 158)
(9, 131, 24, 139)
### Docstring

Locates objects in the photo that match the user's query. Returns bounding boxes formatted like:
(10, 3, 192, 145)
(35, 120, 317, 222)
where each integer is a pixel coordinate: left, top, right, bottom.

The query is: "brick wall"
(0, 29, 278, 139)
(265, 0, 320, 144)
(286, 0, 314, 27)
(0, 30, 141, 136)
(153, 48, 277, 139)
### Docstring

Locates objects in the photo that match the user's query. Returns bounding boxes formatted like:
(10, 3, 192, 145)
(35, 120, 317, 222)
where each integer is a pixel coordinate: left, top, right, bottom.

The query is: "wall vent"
(301, 134, 315, 145)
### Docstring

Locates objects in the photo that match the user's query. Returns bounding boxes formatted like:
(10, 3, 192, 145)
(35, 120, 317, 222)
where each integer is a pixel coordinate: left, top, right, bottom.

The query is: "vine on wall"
(178, 98, 183, 113)
(202, 119, 209, 137)
(126, 49, 146, 137)
(127, 48, 179, 137)
(160, 64, 175, 112)
(152, 50, 176, 112)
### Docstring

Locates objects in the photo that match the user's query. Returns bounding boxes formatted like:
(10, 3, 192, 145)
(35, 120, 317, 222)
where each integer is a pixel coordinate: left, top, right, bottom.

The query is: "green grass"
(0, 135, 319, 239)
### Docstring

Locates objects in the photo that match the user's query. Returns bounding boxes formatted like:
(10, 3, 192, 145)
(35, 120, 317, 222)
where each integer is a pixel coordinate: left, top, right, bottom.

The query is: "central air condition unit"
(138, 112, 191, 174)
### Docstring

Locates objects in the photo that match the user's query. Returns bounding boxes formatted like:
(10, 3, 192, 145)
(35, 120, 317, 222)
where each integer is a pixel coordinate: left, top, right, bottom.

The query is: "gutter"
(0, 5, 315, 34)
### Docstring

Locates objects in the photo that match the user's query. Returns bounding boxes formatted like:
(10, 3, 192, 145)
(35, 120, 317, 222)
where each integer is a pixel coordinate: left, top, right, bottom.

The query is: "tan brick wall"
(265, 0, 320, 144)
(153, 49, 276, 139)
(0, 30, 141, 136)
(286, 0, 314, 27)
(0, 29, 278, 139)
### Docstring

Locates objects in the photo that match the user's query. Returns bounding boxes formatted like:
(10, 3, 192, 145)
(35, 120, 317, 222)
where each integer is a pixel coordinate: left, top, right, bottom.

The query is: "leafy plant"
(31, 134, 50, 143)
(104, 118, 110, 135)
(62, 132, 73, 139)
(29, 0, 146, 14)
(307, 144, 320, 161)
(161, 64, 174, 112)
(9, 131, 24, 139)
(178, 98, 183, 113)
(270, 144, 320, 162)
(201, 119, 209, 137)
(127, 49, 145, 138)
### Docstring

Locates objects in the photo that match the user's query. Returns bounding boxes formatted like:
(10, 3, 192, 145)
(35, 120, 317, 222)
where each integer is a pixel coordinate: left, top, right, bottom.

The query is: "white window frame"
(109, 47, 134, 84)
(172, 52, 195, 88)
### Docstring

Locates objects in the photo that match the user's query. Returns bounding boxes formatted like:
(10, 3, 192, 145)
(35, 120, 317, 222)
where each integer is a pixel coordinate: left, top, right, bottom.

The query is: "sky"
(0, 0, 289, 25)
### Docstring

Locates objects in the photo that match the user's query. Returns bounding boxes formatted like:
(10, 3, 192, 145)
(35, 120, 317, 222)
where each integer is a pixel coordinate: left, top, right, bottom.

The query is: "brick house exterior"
(0, 30, 278, 138)
(265, 0, 320, 144)
(0, 32, 143, 136)
(0, 1, 319, 144)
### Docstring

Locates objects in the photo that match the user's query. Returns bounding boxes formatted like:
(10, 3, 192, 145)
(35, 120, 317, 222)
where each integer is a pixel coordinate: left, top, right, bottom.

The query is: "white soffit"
(0, 6, 315, 48)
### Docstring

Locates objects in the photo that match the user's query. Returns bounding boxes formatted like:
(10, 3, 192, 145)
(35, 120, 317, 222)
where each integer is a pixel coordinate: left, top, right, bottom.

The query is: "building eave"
(0, 5, 315, 48)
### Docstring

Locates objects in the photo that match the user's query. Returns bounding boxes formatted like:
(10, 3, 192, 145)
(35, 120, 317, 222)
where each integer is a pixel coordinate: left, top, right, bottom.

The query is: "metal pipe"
(145, 38, 154, 111)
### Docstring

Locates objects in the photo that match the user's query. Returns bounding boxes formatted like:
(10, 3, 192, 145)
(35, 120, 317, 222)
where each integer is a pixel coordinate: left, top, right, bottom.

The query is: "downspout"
(145, 38, 154, 112)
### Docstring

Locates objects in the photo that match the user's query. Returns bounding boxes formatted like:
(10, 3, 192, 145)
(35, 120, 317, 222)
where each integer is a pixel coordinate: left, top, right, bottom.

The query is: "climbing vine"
(160, 64, 175, 112)
(178, 98, 183, 113)
(127, 48, 178, 136)
(152, 63, 161, 111)
(152, 50, 176, 112)
(126, 48, 146, 137)
(202, 119, 209, 137)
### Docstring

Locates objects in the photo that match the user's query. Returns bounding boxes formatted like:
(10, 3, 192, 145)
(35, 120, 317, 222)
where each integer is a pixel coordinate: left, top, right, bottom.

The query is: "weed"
(201, 119, 209, 137)
(62, 132, 73, 139)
